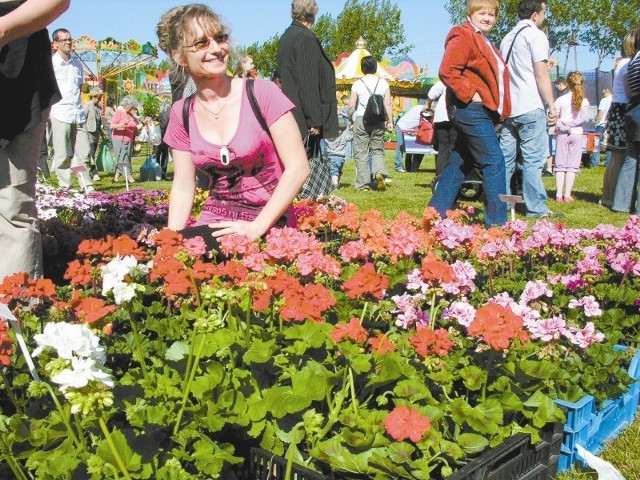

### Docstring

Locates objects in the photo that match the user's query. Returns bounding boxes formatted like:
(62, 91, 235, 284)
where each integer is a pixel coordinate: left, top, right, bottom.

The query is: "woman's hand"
(208, 220, 264, 240)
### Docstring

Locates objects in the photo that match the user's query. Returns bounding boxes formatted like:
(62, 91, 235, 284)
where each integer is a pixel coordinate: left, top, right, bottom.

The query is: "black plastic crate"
(249, 448, 329, 480)
(249, 422, 562, 480)
(448, 421, 563, 480)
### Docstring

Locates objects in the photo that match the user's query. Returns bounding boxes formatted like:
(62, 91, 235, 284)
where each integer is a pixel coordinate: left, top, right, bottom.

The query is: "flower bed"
(1, 194, 640, 479)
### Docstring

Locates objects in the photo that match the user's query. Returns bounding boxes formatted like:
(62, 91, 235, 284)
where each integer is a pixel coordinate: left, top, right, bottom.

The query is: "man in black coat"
(277, 0, 338, 199)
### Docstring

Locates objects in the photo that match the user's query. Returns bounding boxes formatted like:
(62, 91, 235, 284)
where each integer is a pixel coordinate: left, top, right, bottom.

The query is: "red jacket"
(439, 21, 511, 120)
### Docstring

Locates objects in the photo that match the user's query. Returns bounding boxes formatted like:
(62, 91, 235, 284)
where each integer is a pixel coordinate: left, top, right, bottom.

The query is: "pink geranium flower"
(527, 316, 568, 342)
(519, 280, 552, 305)
(442, 300, 476, 327)
(568, 295, 602, 317)
(566, 322, 605, 348)
(338, 239, 369, 263)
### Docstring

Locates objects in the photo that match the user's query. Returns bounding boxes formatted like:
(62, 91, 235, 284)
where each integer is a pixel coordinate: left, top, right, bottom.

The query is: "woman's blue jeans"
(429, 101, 507, 226)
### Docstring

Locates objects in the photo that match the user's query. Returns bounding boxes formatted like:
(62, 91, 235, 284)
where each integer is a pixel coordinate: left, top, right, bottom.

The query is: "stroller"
(430, 159, 522, 202)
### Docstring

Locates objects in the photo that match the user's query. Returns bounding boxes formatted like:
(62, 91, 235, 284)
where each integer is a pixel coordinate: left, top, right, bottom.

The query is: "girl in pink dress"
(553, 71, 590, 203)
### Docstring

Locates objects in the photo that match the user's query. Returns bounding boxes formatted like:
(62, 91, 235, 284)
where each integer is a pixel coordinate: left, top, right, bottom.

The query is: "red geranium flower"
(77, 236, 114, 258)
(368, 333, 396, 355)
(75, 297, 117, 324)
(64, 259, 95, 286)
(0, 321, 13, 367)
(421, 254, 456, 285)
(330, 317, 369, 343)
(409, 326, 453, 357)
(342, 263, 389, 299)
(383, 405, 431, 442)
(280, 282, 335, 323)
(112, 235, 146, 259)
(164, 270, 193, 296)
(467, 303, 529, 350)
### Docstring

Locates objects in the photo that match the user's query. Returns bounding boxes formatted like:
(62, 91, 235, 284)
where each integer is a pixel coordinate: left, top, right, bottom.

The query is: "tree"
(241, 0, 413, 77)
(245, 34, 280, 79)
(315, 0, 413, 60)
(444, 0, 639, 68)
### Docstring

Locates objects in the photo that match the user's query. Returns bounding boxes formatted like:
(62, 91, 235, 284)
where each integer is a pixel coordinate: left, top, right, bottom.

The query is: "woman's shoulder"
(248, 78, 287, 102)
(447, 23, 472, 40)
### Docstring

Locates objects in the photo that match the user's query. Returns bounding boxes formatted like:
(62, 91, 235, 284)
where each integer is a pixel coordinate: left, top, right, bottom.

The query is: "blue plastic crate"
(555, 395, 595, 431)
(556, 345, 640, 472)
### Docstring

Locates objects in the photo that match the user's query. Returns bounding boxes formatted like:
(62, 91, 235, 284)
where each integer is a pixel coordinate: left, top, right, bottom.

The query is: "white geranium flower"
(112, 281, 136, 305)
(101, 255, 148, 298)
(51, 356, 114, 392)
(33, 322, 105, 362)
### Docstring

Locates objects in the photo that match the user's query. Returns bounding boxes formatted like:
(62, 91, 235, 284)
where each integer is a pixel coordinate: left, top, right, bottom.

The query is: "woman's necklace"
(196, 95, 228, 120)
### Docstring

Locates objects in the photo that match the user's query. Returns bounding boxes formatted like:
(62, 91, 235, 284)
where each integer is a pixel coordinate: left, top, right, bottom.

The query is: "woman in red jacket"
(428, 0, 511, 226)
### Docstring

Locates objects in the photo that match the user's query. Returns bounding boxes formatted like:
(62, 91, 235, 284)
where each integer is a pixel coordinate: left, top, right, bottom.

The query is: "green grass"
(66, 148, 640, 478)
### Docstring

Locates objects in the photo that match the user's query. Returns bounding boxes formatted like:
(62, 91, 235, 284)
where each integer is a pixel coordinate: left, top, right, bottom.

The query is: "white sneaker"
(92, 174, 100, 181)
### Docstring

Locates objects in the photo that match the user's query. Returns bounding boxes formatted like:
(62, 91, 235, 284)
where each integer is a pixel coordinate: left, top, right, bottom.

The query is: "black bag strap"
(183, 94, 193, 135)
(246, 78, 272, 139)
(361, 77, 380, 95)
(504, 24, 531, 65)
(181, 79, 271, 139)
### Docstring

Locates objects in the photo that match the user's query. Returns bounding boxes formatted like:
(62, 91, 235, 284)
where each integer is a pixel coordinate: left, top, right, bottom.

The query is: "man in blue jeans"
(500, 0, 562, 218)
(590, 88, 612, 167)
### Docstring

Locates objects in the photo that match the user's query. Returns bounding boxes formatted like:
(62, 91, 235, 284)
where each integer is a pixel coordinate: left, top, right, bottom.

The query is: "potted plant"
(383, 130, 397, 150)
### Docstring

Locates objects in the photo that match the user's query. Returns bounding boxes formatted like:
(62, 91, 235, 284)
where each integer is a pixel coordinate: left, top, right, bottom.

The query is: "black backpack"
(362, 78, 386, 125)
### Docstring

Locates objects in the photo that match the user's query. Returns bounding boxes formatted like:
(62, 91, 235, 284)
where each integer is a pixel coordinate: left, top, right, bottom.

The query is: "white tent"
(335, 37, 395, 82)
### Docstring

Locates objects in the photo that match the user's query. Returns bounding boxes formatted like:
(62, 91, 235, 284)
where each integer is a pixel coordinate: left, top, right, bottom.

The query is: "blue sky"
(50, 0, 612, 76)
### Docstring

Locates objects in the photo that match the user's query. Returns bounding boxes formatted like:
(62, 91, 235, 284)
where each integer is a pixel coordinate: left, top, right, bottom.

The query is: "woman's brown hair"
(566, 71, 585, 113)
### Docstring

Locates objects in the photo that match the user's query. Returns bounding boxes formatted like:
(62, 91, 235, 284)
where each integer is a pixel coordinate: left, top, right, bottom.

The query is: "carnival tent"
(335, 37, 395, 85)
(334, 38, 436, 98)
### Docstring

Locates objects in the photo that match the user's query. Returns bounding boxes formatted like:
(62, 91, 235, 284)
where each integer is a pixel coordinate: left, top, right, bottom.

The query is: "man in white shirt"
(49, 28, 93, 191)
(500, 0, 558, 218)
(590, 88, 612, 167)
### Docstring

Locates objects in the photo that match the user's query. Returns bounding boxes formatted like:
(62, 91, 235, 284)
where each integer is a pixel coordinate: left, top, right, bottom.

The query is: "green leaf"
(243, 339, 277, 364)
(95, 428, 144, 475)
(191, 436, 243, 476)
(366, 353, 405, 388)
(283, 321, 331, 349)
(165, 341, 189, 361)
(292, 362, 328, 401)
(459, 365, 487, 391)
(458, 433, 490, 454)
(451, 398, 503, 434)
(191, 362, 225, 399)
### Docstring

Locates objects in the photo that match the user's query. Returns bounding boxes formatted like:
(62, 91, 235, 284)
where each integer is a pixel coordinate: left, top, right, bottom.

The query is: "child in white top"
(553, 71, 590, 203)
